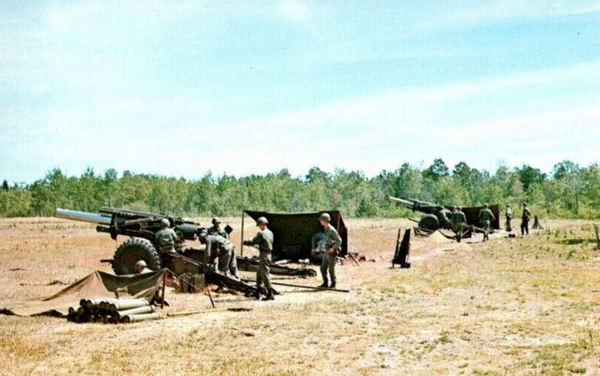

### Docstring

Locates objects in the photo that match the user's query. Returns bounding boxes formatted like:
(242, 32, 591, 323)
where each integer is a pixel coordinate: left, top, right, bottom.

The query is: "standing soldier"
(243, 217, 275, 301)
(155, 218, 178, 254)
(318, 213, 342, 289)
(505, 205, 513, 232)
(451, 206, 467, 243)
(478, 204, 496, 242)
(207, 217, 228, 239)
(521, 203, 532, 236)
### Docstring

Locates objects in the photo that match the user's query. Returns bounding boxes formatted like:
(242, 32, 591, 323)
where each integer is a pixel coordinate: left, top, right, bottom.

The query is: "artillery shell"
(120, 312, 161, 323)
(115, 305, 154, 319)
(110, 298, 149, 311)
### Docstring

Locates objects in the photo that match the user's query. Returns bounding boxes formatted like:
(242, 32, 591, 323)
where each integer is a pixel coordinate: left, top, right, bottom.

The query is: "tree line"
(1, 159, 598, 219)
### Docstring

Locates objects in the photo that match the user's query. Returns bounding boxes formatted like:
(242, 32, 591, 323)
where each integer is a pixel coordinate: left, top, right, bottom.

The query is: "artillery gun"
(56, 207, 203, 274)
(389, 197, 453, 231)
(389, 197, 501, 234)
(55, 207, 315, 279)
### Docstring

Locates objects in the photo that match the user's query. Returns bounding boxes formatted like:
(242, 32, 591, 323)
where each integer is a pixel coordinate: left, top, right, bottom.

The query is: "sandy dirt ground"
(1, 216, 600, 375)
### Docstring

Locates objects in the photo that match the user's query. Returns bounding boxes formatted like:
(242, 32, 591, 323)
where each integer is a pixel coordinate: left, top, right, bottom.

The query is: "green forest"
(1, 159, 598, 219)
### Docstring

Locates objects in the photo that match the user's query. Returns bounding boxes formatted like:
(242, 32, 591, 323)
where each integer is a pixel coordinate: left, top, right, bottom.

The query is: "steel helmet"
(319, 213, 331, 222)
(256, 217, 268, 225)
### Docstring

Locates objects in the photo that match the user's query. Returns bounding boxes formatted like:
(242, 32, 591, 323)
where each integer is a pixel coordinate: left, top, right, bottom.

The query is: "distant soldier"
(243, 217, 275, 301)
(478, 204, 496, 242)
(207, 217, 228, 239)
(155, 218, 178, 254)
(451, 206, 467, 243)
(199, 230, 239, 278)
(134, 260, 153, 274)
(521, 203, 532, 236)
(318, 213, 342, 289)
(505, 205, 513, 232)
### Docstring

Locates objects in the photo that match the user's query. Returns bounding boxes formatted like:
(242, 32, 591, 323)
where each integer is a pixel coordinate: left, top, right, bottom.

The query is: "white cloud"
(278, 0, 309, 21)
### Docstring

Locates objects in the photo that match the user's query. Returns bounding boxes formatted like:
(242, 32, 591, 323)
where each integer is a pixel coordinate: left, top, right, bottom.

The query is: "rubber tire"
(419, 214, 440, 231)
(112, 238, 162, 275)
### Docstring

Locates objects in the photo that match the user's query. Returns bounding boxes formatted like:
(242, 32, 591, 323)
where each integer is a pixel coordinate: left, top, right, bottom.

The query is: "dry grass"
(1, 217, 600, 375)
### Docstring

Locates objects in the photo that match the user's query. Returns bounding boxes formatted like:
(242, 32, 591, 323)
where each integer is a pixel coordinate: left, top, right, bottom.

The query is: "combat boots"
(262, 288, 275, 301)
(319, 279, 328, 288)
(330, 281, 336, 289)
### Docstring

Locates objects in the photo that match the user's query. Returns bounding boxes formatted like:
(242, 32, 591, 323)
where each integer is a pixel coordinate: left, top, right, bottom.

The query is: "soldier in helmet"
(243, 217, 275, 300)
(505, 205, 513, 232)
(521, 203, 532, 236)
(478, 204, 496, 242)
(318, 212, 342, 289)
(199, 229, 239, 279)
(134, 260, 153, 274)
(207, 217, 228, 239)
(451, 206, 467, 243)
(155, 218, 178, 254)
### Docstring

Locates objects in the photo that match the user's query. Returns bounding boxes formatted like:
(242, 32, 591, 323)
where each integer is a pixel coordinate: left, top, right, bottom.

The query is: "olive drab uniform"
(505, 207, 513, 232)
(521, 206, 532, 236)
(451, 210, 467, 243)
(155, 227, 178, 254)
(321, 224, 342, 287)
(207, 225, 228, 239)
(243, 228, 274, 292)
(205, 234, 238, 278)
(478, 208, 496, 242)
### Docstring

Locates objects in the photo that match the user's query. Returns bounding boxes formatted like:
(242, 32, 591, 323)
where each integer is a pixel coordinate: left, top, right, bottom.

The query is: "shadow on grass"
(554, 239, 595, 246)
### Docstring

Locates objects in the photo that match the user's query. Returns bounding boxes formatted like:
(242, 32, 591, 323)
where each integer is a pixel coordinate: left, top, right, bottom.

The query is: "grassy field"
(1, 217, 600, 375)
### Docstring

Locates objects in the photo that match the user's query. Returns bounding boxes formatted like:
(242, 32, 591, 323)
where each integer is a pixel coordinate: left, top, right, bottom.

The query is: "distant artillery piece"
(389, 196, 500, 237)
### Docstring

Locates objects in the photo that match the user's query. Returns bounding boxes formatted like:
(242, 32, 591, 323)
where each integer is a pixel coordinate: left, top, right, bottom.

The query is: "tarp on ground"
(1, 270, 166, 317)
(243, 210, 348, 261)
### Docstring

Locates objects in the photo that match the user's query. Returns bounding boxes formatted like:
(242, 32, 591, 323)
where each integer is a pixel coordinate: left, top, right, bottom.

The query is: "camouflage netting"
(243, 210, 348, 260)
(1, 270, 166, 317)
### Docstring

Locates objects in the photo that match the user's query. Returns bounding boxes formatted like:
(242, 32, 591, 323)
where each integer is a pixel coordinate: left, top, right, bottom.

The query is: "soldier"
(505, 205, 513, 232)
(243, 217, 275, 301)
(133, 260, 153, 274)
(478, 204, 496, 242)
(155, 218, 178, 254)
(521, 203, 532, 236)
(318, 213, 342, 289)
(451, 206, 467, 243)
(207, 217, 228, 239)
(199, 230, 239, 279)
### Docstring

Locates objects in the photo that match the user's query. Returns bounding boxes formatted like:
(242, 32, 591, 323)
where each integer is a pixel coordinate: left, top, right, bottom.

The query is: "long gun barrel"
(55, 208, 112, 225)
(389, 196, 441, 214)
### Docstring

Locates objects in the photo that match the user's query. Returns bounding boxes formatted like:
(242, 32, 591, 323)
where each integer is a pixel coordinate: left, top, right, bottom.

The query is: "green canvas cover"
(243, 210, 348, 261)
(1, 270, 166, 317)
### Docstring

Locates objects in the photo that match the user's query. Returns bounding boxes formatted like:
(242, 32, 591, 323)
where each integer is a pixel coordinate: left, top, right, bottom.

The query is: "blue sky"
(1, 0, 600, 183)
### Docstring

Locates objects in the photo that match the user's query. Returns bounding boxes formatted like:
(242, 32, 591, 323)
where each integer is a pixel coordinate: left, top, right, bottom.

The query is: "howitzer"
(389, 197, 453, 231)
(55, 207, 316, 280)
(389, 198, 501, 234)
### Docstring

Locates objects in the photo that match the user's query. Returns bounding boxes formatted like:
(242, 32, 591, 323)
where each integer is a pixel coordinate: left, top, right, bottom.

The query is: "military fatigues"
(243, 229, 274, 292)
(521, 207, 531, 235)
(155, 227, 178, 254)
(207, 225, 228, 239)
(451, 210, 467, 243)
(320, 224, 342, 287)
(505, 207, 513, 232)
(478, 208, 496, 242)
(205, 234, 238, 278)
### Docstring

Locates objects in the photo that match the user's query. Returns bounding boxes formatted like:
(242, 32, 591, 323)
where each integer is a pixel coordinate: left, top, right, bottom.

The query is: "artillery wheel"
(418, 214, 440, 231)
(112, 238, 162, 275)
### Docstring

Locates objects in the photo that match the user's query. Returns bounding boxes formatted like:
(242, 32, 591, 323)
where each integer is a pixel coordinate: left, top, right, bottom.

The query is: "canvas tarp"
(243, 210, 348, 261)
(462, 204, 501, 230)
(1, 269, 166, 317)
